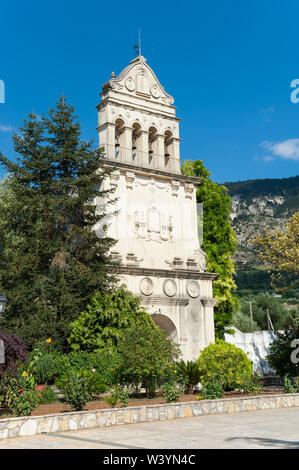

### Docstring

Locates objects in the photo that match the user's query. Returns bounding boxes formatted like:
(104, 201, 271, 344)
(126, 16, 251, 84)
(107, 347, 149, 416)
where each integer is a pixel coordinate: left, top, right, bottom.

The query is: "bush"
(175, 360, 201, 393)
(33, 350, 122, 386)
(267, 318, 299, 377)
(0, 330, 27, 376)
(235, 375, 263, 394)
(160, 382, 185, 403)
(38, 386, 59, 404)
(200, 375, 223, 399)
(284, 376, 295, 394)
(197, 340, 252, 390)
(33, 352, 70, 384)
(9, 390, 39, 416)
(58, 373, 92, 411)
(117, 322, 180, 397)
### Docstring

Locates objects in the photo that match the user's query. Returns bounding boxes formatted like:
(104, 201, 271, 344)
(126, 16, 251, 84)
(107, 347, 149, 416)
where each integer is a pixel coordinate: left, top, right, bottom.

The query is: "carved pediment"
(103, 56, 174, 106)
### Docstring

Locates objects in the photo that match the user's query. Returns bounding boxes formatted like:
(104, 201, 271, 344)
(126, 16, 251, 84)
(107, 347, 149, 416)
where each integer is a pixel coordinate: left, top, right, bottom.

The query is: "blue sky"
(1, 0, 299, 183)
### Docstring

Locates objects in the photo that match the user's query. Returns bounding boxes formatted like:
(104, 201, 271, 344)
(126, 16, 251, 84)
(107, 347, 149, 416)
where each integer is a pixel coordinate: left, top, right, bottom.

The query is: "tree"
(68, 286, 157, 352)
(0, 97, 116, 350)
(117, 321, 180, 396)
(238, 293, 288, 330)
(251, 211, 299, 291)
(267, 313, 299, 377)
(181, 159, 238, 338)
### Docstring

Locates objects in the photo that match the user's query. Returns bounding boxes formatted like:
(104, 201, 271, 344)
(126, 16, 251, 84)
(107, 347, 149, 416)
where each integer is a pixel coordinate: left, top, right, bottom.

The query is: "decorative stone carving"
(187, 280, 200, 298)
(109, 170, 120, 187)
(106, 56, 174, 105)
(125, 76, 135, 92)
(163, 279, 177, 297)
(125, 171, 135, 189)
(184, 183, 194, 199)
(171, 180, 180, 197)
(151, 84, 160, 99)
(202, 298, 218, 308)
(132, 207, 173, 243)
(140, 277, 154, 296)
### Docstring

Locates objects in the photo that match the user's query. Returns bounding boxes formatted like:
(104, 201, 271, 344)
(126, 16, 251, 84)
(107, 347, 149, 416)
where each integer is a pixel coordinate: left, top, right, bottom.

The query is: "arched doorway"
(151, 313, 178, 343)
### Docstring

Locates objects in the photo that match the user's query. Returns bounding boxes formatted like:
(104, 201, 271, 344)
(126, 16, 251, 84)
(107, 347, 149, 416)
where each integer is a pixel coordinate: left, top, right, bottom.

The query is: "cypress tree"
(0, 97, 116, 350)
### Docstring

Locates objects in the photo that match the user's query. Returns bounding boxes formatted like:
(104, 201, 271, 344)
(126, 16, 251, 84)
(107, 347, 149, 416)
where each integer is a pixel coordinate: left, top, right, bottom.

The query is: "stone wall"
(1, 393, 299, 440)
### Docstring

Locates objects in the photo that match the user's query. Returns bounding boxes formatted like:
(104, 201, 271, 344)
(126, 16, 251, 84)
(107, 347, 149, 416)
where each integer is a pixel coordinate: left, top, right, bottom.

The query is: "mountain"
(223, 175, 299, 294)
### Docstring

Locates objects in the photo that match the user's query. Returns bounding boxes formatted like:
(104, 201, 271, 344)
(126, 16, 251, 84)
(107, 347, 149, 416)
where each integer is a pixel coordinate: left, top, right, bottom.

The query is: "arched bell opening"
(148, 126, 158, 165)
(164, 130, 173, 169)
(132, 122, 142, 162)
(114, 118, 125, 159)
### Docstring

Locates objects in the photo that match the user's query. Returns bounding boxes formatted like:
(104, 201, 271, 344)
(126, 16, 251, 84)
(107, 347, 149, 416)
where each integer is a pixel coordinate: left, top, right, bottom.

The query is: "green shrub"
(175, 360, 201, 392)
(235, 375, 263, 394)
(34, 352, 70, 384)
(284, 376, 295, 394)
(292, 377, 299, 392)
(58, 373, 92, 411)
(267, 319, 299, 377)
(117, 322, 180, 397)
(197, 340, 252, 390)
(104, 390, 121, 408)
(38, 386, 59, 404)
(200, 375, 223, 399)
(160, 382, 185, 403)
(34, 350, 122, 386)
(9, 390, 39, 416)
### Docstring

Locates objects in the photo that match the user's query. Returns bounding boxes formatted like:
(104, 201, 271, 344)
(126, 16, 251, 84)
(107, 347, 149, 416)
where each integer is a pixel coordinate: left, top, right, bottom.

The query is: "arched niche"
(136, 72, 150, 95)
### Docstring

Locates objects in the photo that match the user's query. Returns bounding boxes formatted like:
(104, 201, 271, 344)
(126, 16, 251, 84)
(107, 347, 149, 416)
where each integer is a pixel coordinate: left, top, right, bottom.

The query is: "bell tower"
(96, 55, 217, 360)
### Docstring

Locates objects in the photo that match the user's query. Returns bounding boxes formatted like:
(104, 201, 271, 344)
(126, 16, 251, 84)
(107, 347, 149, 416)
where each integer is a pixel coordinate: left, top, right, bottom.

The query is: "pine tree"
(0, 97, 116, 350)
(181, 159, 238, 338)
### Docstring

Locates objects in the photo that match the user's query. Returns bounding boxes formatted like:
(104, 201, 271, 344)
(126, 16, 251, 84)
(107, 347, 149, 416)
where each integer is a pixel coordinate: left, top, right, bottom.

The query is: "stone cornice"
(141, 296, 190, 306)
(102, 160, 204, 185)
(110, 264, 218, 280)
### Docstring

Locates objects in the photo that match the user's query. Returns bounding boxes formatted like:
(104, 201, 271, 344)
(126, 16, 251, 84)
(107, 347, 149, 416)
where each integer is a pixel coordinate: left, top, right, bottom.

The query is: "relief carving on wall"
(163, 279, 177, 297)
(133, 207, 173, 243)
(133, 176, 170, 193)
(140, 277, 154, 296)
(187, 280, 200, 298)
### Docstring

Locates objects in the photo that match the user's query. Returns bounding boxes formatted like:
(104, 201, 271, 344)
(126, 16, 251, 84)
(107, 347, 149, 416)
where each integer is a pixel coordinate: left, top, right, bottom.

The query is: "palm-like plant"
(175, 360, 201, 394)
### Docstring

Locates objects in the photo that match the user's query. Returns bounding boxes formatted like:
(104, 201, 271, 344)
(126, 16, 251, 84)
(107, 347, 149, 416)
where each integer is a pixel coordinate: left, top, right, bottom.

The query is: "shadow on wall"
(224, 328, 283, 375)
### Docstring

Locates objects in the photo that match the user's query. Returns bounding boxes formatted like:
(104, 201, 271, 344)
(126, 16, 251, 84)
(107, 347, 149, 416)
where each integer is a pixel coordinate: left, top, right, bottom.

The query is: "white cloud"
(263, 155, 274, 162)
(0, 124, 14, 133)
(261, 139, 299, 161)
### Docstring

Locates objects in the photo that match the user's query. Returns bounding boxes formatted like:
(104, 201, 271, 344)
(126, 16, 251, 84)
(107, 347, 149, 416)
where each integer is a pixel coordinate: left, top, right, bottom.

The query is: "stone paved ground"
(0, 407, 299, 449)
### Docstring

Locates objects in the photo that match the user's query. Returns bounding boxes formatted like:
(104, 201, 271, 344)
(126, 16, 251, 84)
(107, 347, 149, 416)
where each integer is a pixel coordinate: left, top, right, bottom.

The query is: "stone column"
(156, 134, 166, 169)
(122, 127, 133, 163)
(202, 298, 217, 347)
(99, 122, 115, 160)
(172, 137, 182, 173)
(140, 130, 149, 155)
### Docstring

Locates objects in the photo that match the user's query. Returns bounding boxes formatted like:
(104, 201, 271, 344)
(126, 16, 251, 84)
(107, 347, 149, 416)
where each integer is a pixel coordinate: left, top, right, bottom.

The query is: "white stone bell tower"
(96, 55, 217, 360)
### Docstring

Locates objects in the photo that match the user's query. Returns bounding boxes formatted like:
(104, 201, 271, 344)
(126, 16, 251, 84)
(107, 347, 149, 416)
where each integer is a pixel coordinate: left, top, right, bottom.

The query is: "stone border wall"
(1, 393, 299, 440)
